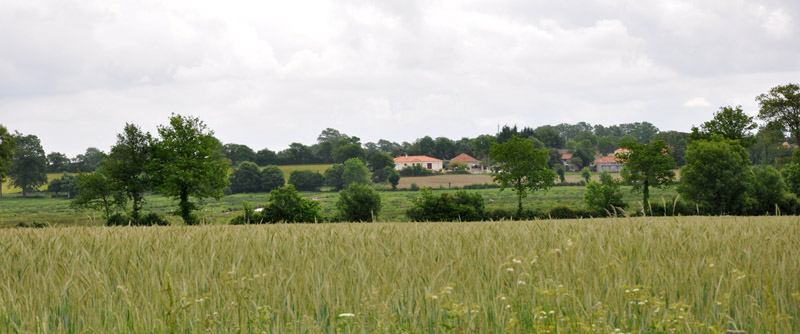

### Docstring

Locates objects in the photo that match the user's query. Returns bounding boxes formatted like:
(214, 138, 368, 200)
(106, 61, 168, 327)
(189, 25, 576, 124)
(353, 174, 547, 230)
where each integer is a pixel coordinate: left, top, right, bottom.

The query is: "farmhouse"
(594, 156, 623, 172)
(394, 155, 443, 171)
(449, 153, 481, 170)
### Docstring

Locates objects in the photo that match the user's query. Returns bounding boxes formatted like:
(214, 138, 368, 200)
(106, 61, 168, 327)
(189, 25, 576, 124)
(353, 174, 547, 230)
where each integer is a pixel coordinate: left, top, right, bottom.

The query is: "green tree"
(387, 168, 401, 190)
(0, 125, 15, 199)
(261, 185, 321, 223)
(332, 143, 365, 163)
(554, 165, 566, 183)
(617, 138, 676, 208)
(407, 188, 485, 222)
(72, 147, 106, 172)
(490, 135, 556, 217)
(220, 143, 256, 166)
(336, 183, 381, 222)
(288, 170, 324, 191)
(342, 158, 369, 188)
(782, 149, 800, 197)
(71, 168, 125, 219)
(580, 167, 591, 183)
(105, 123, 153, 224)
(597, 137, 617, 155)
(690, 106, 757, 147)
(757, 83, 800, 146)
(368, 152, 395, 183)
(228, 161, 263, 194)
(324, 164, 345, 191)
(150, 114, 230, 225)
(749, 166, 787, 215)
(254, 148, 278, 166)
(260, 165, 285, 192)
(678, 136, 752, 215)
(470, 134, 495, 162)
(46, 152, 71, 173)
(583, 172, 626, 213)
(48, 173, 78, 198)
(9, 133, 48, 197)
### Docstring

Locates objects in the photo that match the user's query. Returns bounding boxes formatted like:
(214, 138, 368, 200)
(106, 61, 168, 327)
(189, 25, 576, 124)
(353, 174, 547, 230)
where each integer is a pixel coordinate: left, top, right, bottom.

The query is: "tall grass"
(1, 216, 798, 333)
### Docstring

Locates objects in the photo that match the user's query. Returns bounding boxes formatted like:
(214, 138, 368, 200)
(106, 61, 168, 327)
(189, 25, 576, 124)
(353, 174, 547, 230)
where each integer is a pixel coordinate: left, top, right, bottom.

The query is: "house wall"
(395, 161, 443, 171)
(596, 163, 623, 172)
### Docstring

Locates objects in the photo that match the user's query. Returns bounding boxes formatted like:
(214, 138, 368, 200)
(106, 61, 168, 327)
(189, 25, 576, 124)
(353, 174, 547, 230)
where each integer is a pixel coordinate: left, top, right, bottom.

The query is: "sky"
(1, 0, 799, 157)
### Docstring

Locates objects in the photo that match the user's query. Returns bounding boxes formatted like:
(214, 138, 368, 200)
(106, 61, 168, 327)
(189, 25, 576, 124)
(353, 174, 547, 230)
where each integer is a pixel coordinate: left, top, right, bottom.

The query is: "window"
(427, 163, 432, 169)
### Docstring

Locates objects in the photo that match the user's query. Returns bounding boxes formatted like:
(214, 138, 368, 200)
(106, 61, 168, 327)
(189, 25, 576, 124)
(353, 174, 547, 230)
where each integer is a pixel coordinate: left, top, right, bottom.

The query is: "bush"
(288, 170, 325, 191)
(409, 183, 419, 191)
(228, 161, 263, 194)
(260, 185, 322, 223)
(260, 165, 285, 192)
(139, 213, 170, 226)
(106, 213, 130, 226)
(399, 164, 433, 177)
(387, 168, 401, 190)
(462, 183, 500, 190)
(17, 221, 48, 228)
(485, 208, 542, 221)
(406, 189, 485, 222)
(231, 201, 258, 224)
(336, 183, 381, 222)
(583, 172, 625, 213)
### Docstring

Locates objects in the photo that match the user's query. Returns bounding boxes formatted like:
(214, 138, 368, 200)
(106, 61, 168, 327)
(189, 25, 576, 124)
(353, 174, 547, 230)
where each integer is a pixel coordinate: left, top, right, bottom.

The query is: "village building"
(449, 153, 481, 171)
(594, 156, 623, 172)
(394, 155, 443, 171)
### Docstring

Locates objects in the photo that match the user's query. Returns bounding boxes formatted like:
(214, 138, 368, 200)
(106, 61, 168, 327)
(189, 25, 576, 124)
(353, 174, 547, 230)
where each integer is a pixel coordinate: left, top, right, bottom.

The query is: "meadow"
(1, 217, 798, 333)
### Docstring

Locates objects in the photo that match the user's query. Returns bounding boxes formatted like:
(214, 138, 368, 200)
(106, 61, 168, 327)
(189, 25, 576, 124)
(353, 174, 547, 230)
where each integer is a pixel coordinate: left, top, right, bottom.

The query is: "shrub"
(260, 165, 285, 192)
(261, 185, 322, 223)
(228, 161, 263, 194)
(342, 158, 370, 188)
(387, 168, 401, 190)
(583, 172, 625, 213)
(288, 170, 325, 191)
(17, 221, 48, 228)
(336, 184, 381, 222)
(399, 164, 433, 177)
(324, 164, 345, 191)
(546, 205, 595, 219)
(485, 208, 542, 221)
(407, 189, 485, 222)
(106, 213, 130, 226)
(231, 201, 258, 224)
(409, 183, 419, 191)
(139, 213, 170, 226)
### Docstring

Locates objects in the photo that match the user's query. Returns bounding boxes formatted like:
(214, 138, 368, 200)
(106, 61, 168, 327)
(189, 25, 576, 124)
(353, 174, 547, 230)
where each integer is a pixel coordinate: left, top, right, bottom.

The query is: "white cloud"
(684, 97, 711, 107)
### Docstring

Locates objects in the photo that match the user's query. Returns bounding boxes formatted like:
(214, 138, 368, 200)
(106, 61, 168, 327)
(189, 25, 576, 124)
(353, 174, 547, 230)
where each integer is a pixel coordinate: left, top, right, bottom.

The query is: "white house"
(394, 155, 443, 171)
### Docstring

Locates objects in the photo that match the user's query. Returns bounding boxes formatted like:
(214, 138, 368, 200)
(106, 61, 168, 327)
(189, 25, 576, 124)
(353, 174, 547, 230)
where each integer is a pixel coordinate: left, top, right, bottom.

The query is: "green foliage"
(336, 183, 381, 222)
(580, 167, 591, 183)
(46, 152, 71, 173)
(554, 165, 566, 183)
(490, 135, 556, 217)
(0, 125, 15, 196)
(409, 183, 419, 191)
(406, 188, 485, 221)
(72, 168, 125, 219)
(229, 161, 263, 194)
(678, 136, 753, 215)
(150, 114, 230, 225)
(230, 201, 257, 225)
(220, 143, 256, 166)
(690, 105, 757, 147)
(332, 143, 365, 163)
(399, 164, 433, 177)
(783, 149, 800, 197)
(368, 152, 395, 182)
(254, 148, 278, 166)
(324, 164, 345, 191)
(387, 168, 401, 190)
(105, 123, 153, 224)
(260, 165, 285, 192)
(618, 138, 676, 207)
(47, 173, 78, 198)
(584, 172, 626, 213)
(106, 212, 130, 226)
(342, 158, 369, 188)
(260, 185, 321, 223)
(749, 166, 788, 215)
(757, 83, 800, 146)
(9, 133, 48, 197)
(71, 147, 106, 173)
(288, 170, 325, 191)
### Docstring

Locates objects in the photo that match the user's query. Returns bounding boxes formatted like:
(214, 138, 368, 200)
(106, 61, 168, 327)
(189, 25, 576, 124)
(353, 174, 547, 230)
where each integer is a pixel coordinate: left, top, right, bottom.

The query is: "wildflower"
(506, 268, 514, 272)
(338, 313, 355, 318)
(512, 258, 522, 264)
(517, 280, 526, 285)
(506, 304, 511, 309)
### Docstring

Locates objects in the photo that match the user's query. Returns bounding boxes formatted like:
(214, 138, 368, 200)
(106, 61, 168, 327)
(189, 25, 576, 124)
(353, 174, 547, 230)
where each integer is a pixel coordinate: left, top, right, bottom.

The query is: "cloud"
(684, 97, 711, 107)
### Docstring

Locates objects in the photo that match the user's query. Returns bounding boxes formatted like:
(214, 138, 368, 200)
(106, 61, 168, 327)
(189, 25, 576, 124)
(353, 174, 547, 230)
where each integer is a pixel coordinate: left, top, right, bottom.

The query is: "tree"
(387, 168, 401, 190)
(261, 185, 321, 223)
(228, 161, 264, 194)
(342, 158, 369, 188)
(471, 135, 495, 161)
(277, 143, 316, 165)
(254, 148, 278, 166)
(71, 168, 125, 219)
(9, 133, 48, 197)
(407, 188, 485, 222)
(584, 172, 625, 213)
(48, 173, 78, 198)
(490, 135, 556, 217)
(0, 125, 15, 199)
(369, 152, 395, 183)
(332, 143, 365, 163)
(617, 138, 676, 208)
(690, 106, 757, 147)
(105, 123, 153, 224)
(678, 136, 753, 215)
(597, 137, 617, 155)
(71, 147, 105, 172)
(749, 166, 787, 215)
(757, 83, 800, 146)
(630, 122, 659, 144)
(150, 114, 230, 225)
(220, 143, 256, 166)
(554, 165, 566, 183)
(324, 164, 346, 191)
(658, 131, 688, 166)
(46, 152, 71, 173)
(288, 170, 325, 191)
(580, 167, 591, 183)
(782, 149, 800, 197)
(533, 126, 565, 148)
(336, 183, 381, 222)
(260, 165, 285, 192)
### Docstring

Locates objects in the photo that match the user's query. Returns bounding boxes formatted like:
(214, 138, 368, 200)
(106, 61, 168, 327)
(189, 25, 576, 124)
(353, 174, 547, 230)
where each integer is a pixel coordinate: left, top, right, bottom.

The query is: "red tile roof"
(594, 156, 621, 164)
(394, 155, 442, 163)
(449, 153, 479, 163)
(561, 153, 573, 160)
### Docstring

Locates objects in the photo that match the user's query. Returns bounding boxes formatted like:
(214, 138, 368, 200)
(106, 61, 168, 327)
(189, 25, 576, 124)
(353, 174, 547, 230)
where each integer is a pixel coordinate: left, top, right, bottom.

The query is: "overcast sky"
(1, 0, 798, 156)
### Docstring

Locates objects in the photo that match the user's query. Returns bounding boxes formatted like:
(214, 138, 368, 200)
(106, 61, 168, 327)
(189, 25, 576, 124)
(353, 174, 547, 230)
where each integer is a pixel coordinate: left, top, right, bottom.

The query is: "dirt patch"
(397, 174, 495, 188)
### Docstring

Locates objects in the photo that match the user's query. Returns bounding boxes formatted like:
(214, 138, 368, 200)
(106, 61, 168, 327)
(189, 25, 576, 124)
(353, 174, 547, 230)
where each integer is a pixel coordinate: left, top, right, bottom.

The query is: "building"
(594, 156, 623, 172)
(394, 155, 443, 171)
(449, 153, 481, 170)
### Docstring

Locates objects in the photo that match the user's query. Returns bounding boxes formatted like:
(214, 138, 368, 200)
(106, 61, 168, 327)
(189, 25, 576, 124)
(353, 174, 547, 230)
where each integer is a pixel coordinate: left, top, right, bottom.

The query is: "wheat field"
(1, 216, 798, 333)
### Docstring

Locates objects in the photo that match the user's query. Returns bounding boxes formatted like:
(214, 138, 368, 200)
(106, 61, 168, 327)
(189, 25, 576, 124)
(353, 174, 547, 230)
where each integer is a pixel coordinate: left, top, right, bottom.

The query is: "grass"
(1, 217, 798, 332)
(0, 185, 679, 227)
(1, 173, 64, 195)
(276, 164, 333, 180)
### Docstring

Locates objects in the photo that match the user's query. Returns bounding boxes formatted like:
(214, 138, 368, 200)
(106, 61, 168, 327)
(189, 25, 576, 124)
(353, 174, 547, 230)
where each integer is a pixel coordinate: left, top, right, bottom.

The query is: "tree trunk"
(643, 178, 650, 214)
(0, 181, 3, 198)
(132, 194, 141, 225)
(179, 188, 193, 225)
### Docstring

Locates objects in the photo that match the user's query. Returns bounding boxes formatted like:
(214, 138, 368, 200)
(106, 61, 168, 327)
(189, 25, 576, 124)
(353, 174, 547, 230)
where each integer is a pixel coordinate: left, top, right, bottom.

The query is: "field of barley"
(2, 216, 798, 333)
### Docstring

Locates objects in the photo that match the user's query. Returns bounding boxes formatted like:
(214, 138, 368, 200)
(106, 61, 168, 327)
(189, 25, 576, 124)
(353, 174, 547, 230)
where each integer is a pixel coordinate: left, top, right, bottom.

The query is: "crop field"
(276, 164, 334, 180)
(1, 217, 798, 333)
